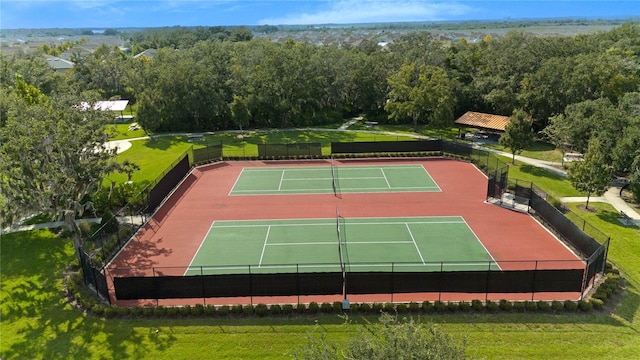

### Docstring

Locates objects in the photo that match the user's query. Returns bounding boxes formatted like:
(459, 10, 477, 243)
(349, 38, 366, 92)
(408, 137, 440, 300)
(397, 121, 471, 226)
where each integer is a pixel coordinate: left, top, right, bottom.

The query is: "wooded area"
(1, 23, 639, 210)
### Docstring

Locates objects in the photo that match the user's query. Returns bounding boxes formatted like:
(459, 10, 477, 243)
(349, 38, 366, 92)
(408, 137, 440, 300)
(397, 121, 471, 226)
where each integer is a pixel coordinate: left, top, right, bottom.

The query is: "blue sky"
(1, 1, 638, 29)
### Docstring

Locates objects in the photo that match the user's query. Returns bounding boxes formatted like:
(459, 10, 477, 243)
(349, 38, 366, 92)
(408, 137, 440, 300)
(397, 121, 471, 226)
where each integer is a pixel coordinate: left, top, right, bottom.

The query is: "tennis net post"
(336, 206, 347, 302)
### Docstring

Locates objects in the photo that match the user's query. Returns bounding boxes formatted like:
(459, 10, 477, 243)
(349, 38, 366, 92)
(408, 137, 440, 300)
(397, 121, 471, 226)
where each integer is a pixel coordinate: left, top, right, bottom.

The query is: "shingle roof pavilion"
(454, 111, 510, 132)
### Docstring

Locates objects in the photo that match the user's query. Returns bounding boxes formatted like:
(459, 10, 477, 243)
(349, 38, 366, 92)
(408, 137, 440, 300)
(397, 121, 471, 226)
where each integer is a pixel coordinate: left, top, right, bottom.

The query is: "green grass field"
(185, 217, 497, 275)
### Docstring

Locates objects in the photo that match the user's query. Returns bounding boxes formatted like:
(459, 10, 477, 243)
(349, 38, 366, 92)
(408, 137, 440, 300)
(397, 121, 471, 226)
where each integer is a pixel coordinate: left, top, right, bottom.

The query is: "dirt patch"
(576, 205, 598, 213)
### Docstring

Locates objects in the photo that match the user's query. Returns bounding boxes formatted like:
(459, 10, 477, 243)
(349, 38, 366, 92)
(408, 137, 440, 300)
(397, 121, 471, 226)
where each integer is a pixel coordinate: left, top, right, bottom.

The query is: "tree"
(499, 109, 534, 164)
(294, 313, 467, 360)
(229, 95, 250, 131)
(568, 137, 611, 209)
(385, 63, 454, 131)
(0, 93, 118, 260)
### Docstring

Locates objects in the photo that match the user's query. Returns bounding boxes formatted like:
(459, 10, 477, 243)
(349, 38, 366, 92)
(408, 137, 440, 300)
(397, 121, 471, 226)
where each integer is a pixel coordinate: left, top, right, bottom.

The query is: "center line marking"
(258, 225, 271, 267)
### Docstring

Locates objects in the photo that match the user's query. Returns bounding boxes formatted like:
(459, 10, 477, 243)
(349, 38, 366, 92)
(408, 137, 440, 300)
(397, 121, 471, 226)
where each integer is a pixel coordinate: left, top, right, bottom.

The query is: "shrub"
(165, 306, 179, 318)
(447, 302, 459, 312)
(383, 302, 395, 313)
(458, 301, 471, 312)
(578, 300, 592, 312)
(320, 302, 334, 313)
(590, 298, 604, 310)
(179, 305, 192, 317)
(513, 301, 526, 312)
(485, 300, 499, 312)
(471, 299, 484, 311)
(396, 303, 408, 313)
(90, 304, 106, 316)
(296, 303, 306, 313)
(551, 300, 564, 311)
(434, 301, 447, 312)
(142, 307, 154, 317)
(422, 301, 434, 313)
(372, 303, 384, 313)
(282, 304, 294, 315)
(205, 305, 217, 316)
(537, 301, 550, 312)
(231, 304, 244, 315)
(104, 306, 118, 318)
(255, 304, 268, 317)
(359, 303, 372, 314)
(193, 304, 205, 316)
(242, 304, 254, 316)
(78, 221, 93, 237)
(307, 302, 320, 314)
(524, 301, 537, 311)
(130, 306, 143, 317)
(408, 302, 420, 313)
(333, 302, 343, 313)
(564, 300, 578, 311)
(268, 304, 281, 315)
(498, 299, 512, 311)
(100, 209, 119, 233)
(217, 305, 230, 316)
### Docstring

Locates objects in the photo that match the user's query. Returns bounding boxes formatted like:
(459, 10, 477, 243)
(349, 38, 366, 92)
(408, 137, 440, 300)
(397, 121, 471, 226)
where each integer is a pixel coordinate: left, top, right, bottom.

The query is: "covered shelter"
(82, 100, 133, 122)
(454, 111, 510, 140)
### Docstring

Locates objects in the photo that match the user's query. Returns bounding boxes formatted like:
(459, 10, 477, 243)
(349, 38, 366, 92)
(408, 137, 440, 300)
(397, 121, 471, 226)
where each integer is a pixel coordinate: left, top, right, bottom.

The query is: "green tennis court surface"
(229, 165, 440, 195)
(185, 216, 500, 275)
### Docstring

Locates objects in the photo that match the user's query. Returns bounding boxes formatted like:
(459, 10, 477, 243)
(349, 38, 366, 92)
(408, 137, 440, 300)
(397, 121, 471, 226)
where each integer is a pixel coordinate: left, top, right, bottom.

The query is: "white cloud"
(259, 0, 473, 25)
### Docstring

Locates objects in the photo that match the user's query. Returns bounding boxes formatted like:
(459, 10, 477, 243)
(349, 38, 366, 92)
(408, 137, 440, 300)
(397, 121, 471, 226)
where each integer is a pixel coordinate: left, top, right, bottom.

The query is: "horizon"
(1, 1, 639, 30)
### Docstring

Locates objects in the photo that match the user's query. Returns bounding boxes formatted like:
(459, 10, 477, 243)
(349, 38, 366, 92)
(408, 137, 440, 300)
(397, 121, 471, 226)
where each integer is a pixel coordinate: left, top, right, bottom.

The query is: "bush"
(142, 307, 154, 317)
(165, 306, 179, 318)
(471, 299, 484, 311)
(537, 301, 550, 311)
(564, 300, 578, 311)
(359, 303, 372, 314)
(485, 300, 499, 312)
(307, 302, 320, 314)
(447, 302, 459, 312)
(433, 301, 447, 312)
(205, 305, 217, 316)
(590, 298, 604, 310)
(513, 301, 526, 312)
(408, 302, 420, 313)
(242, 304, 254, 316)
(104, 306, 119, 318)
(333, 302, 343, 313)
(179, 305, 192, 317)
(296, 303, 306, 313)
(578, 300, 593, 312)
(255, 304, 268, 317)
(193, 304, 205, 316)
(90, 304, 106, 316)
(217, 305, 230, 316)
(458, 301, 471, 312)
(153, 306, 167, 317)
(396, 303, 408, 313)
(372, 303, 384, 313)
(78, 221, 93, 237)
(100, 209, 119, 234)
(320, 302, 334, 313)
(231, 304, 244, 315)
(498, 299, 512, 311)
(524, 301, 538, 311)
(383, 302, 395, 313)
(282, 304, 294, 315)
(269, 304, 282, 315)
(551, 300, 564, 311)
(130, 306, 143, 317)
(422, 300, 435, 313)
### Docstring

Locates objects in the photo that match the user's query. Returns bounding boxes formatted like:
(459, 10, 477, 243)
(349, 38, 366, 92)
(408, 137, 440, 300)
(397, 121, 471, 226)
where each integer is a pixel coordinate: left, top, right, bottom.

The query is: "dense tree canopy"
(1, 22, 640, 199)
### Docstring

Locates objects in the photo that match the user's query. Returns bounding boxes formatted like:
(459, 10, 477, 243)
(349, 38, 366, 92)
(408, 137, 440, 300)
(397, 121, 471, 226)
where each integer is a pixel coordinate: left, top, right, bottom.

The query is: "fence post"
(531, 261, 538, 301)
(201, 266, 206, 306)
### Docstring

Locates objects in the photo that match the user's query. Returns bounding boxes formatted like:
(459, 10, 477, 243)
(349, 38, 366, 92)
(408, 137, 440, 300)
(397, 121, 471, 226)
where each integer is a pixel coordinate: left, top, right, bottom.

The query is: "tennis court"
(229, 164, 440, 195)
(185, 216, 500, 276)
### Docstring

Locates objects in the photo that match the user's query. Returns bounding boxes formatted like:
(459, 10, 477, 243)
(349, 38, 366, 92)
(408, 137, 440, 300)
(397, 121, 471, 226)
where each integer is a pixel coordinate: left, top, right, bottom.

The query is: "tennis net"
(336, 206, 346, 295)
(331, 156, 340, 197)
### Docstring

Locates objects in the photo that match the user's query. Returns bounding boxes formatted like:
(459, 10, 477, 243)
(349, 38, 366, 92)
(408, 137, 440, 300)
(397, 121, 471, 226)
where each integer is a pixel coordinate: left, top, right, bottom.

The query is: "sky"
(0, 1, 638, 29)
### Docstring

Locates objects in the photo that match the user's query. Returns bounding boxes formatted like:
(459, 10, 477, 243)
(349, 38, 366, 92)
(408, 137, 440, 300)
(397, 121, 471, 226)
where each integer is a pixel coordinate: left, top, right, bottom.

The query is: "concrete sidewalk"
(2, 215, 146, 235)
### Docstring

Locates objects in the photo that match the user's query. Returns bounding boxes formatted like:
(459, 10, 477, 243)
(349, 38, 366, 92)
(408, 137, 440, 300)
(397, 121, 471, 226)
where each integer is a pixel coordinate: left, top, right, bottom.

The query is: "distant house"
(454, 111, 511, 140)
(45, 55, 74, 72)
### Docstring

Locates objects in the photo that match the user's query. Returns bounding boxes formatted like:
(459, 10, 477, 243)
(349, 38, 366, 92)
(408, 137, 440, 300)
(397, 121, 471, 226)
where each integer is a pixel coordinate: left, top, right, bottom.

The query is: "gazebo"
(454, 111, 510, 140)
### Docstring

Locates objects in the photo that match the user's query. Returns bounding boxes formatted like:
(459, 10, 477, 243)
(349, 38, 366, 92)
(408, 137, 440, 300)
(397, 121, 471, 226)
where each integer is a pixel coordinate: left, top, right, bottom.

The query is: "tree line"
(1, 23, 640, 209)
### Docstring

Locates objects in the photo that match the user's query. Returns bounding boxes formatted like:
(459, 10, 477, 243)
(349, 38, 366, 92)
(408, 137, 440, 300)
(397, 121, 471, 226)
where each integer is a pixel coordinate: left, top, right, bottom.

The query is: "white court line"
(405, 223, 426, 264)
(380, 168, 391, 188)
(258, 225, 271, 267)
(267, 240, 414, 246)
(212, 220, 464, 228)
(277, 170, 285, 190)
(184, 221, 217, 276)
(228, 167, 247, 196)
(459, 217, 502, 271)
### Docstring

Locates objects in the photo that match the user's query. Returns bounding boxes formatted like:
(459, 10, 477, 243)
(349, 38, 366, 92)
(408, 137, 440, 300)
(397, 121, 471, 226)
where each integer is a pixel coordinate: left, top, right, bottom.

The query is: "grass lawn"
(501, 156, 582, 198)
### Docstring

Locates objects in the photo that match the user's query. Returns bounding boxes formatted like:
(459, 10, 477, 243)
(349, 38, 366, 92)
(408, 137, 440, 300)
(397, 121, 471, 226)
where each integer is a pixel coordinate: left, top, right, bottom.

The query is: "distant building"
(45, 55, 74, 72)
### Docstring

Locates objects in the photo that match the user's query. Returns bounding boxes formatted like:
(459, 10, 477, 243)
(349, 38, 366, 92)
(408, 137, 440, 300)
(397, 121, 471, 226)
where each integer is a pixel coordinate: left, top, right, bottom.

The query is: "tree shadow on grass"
(0, 230, 177, 359)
